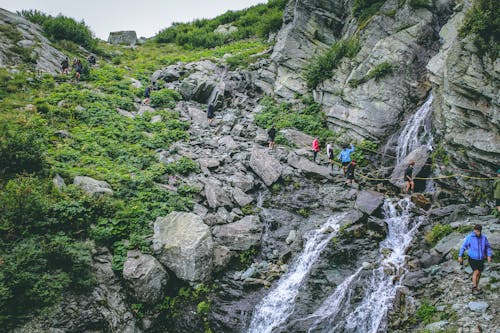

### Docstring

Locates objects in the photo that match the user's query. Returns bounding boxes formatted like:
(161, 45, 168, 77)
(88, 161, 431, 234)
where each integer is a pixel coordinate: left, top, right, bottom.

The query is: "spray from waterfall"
(246, 213, 347, 333)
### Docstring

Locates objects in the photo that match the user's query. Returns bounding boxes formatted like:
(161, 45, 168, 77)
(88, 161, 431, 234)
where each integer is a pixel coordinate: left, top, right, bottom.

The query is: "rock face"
(427, 2, 500, 176)
(152, 212, 214, 282)
(0, 9, 66, 74)
(212, 215, 262, 251)
(355, 190, 385, 215)
(249, 147, 282, 186)
(287, 152, 332, 179)
(123, 251, 168, 304)
(390, 146, 430, 188)
(73, 176, 114, 196)
(108, 31, 138, 45)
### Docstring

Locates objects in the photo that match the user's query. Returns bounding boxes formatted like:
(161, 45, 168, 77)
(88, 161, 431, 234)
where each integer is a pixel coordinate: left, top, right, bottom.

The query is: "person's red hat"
(351, 160, 356, 163)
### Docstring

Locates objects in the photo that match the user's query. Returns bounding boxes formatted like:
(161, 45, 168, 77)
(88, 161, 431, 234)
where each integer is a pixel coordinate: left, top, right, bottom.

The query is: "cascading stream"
(305, 198, 424, 333)
(396, 93, 434, 164)
(246, 213, 347, 333)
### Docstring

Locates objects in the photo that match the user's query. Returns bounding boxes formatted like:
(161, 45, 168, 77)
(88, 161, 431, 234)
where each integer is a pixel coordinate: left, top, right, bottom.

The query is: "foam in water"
(396, 93, 434, 164)
(246, 213, 347, 333)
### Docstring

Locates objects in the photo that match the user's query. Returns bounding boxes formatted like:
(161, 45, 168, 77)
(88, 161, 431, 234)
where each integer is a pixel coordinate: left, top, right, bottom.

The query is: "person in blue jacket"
(458, 224, 493, 294)
(338, 143, 355, 176)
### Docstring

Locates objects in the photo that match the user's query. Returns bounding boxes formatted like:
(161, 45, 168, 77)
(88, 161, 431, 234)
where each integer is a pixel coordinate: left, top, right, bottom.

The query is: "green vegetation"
(415, 300, 436, 324)
(150, 88, 182, 108)
(254, 97, 338, 144)
(20, 10, 98, 52)
(459, 0, 500, 57)
(159, 284, 214, 325)
(155, 0, 286, 48)
(349, 61, 398, 87)
(305, 38, 361, 89)
(424, 224, 453, 246)
(353, 0, 386, 21)
(408, 0, 434, 9)
(238, 247, 258, 268)
(350, 140, 379, 167)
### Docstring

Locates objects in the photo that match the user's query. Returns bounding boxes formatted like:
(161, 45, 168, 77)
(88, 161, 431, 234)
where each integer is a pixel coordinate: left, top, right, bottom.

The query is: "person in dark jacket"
(458, 224, 493, 294)
(338, 143, 355, 176)
(494, 169, 500, 213)
(142, 85, 152, 105)
(207, 104, 215, 125)
(268, 126, 276, 149)
(404, 161, 415, 194)
(61, 57, 69, 75)
(73, 58, 83, 81)
(345, 160, 357, 187)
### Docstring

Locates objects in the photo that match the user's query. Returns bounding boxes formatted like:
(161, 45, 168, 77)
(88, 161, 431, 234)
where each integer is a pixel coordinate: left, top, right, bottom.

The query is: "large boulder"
(212, 215, 262, 251)
(73, 176, 113, 196)
(108, 31, 137, 45)
(355, 190, 385, 215)
(279, 129, 314, 149)
(232, 187, 254, 207)
(123, 251, 168, 304)
(389, 146, 430, 188)
(152, 212, 214, 282)
(204, 179, 233, 209)
(249, 148, 282, 186)
(287, 152, 332, 179)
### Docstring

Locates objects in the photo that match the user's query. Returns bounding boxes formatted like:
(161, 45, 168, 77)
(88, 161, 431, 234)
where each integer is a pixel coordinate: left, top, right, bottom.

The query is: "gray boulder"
(249, 148, 282, 186)
(355, 190, 385, 215)
(467, 301, 489, 313)
(73, 176, 113, 196)
(212, 215, 262, 251)
(279, 129, 314, 149)
(123, 251, 168, 304)
(204, 179, 233, 209)
(230, 173, 255, 192)
(52, 174, 66, 190)
(214, 24, 238, 35)
(390, 146, 430, 188)
(187, 106, 209, 127)
(108, 31, 137, 45)
(433, 233, 463, 256)
(232, 187, 254, 207)
(287, 152, 332, 179)
(153, 212, 214, 282)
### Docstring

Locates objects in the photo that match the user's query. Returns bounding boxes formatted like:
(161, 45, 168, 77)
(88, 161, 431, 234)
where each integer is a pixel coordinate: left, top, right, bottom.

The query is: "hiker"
(404, 161, 415, 194)
(73, 58, 82, 81)
(61, 56, 69, 75)
(346, 160, 357, 187)
(338, 143, 355, 176)
(312, 138, 320, 162)
(458, 224, 493, 295)
(142, 85, 152, 105)
(326, 143, 334, 170)
(207, 103, 215, 125)
(494, 169, 500, 213)
(87, 54, 96, 66)
(268, 126, 276, 150)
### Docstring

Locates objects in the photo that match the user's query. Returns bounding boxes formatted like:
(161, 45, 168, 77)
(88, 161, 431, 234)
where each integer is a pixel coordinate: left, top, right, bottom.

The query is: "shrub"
(164, 157, 200, 176)
(425, 224, 453, 246)
(352, 0, 386, 21)
(150, 88, 182, 108)
(415, 300, 437, 324)
(459, 0, 500, 57)
(408, 0, 434, 9)
(305, 38, 361, 89)
(349, 61, 397, 87)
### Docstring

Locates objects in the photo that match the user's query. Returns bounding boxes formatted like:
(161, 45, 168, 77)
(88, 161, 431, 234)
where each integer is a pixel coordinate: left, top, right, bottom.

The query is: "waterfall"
(247, 213, 347, 333)
(396, 93, 434, 164)
(303, 198, 423, 333)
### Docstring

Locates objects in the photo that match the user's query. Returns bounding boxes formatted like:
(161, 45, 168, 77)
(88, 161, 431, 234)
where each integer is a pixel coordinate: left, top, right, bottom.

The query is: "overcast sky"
(0, 0, 266, 40)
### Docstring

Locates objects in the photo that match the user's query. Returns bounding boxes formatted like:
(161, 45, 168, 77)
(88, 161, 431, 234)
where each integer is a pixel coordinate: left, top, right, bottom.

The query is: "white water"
(396, 93, 434, 164)
(303, 198, 423, 333)
(247, 213, 347, 333)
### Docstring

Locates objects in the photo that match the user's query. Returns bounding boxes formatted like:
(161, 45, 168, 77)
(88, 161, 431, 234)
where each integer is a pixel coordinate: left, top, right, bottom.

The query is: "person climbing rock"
(207, 103, 215, 125)
(494, 169, 500, 213)
(338, 143, 355, 176)
(61, 56, 69, 75)
(326, 143, 334, 170)
(143, 85, 152, 105)
(458, 224, 493, 295)
(87, 54, 96, 66)
(268, 126, 276, 150)
(404, 161, 415, 194)
(346, 160, 357, 187)
(73, 58, 82, 81)
(312, 138, 320, 162)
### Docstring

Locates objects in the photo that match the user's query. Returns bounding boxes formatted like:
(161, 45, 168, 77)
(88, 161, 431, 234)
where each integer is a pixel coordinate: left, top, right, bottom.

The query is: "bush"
(150, 88, 182, 108)
(164, 157, 200, 176)
(305, 38, 361, 89)
(349, 61, 397, 87)
(415, 300, 436, 324)
(352, 0, 386, 21)
(459, 0, 500, 57)
(425, 224, 453, 246)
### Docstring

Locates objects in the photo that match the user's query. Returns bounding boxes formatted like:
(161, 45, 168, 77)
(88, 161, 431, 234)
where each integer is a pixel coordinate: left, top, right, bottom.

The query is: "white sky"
(0, 0, 266, 40)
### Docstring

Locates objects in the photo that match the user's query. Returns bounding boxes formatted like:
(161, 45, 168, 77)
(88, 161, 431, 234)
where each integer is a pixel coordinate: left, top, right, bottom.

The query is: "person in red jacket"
(312, 138, 320, 162)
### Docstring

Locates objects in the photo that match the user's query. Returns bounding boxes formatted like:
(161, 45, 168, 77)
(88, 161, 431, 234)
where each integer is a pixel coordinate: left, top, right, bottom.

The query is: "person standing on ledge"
(345, 160, 357, 187)
(268, 126, 276, 150)
(326, 143, 334, 171)
(404, 161, 415, 194)
(458, 224, 493, 295)
(312, 137, 320, 162)
(338, 143, 355, 176)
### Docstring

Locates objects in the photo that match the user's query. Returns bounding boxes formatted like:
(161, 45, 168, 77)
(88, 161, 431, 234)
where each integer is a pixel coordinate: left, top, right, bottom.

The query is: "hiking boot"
(472, 287, 482, 295)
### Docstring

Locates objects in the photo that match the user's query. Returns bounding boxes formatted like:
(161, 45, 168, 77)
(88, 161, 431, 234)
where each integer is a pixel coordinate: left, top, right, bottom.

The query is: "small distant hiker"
(61, 56, 69, 75)
(346, 160, 357, 187)
(143, 85, 152, 105)
(494, 169, 500, 213)
(73, 58, 82, 81)
(268, 126, 276, 150)
(404, 161, 415, 194)
(458, 225, 493, 295)
(312, 138, 320, 162)
(338, 143, 355, 176)
(87, 54, 96, 66)
(326, 143, 334, 170)
(207, 103, 215, 125)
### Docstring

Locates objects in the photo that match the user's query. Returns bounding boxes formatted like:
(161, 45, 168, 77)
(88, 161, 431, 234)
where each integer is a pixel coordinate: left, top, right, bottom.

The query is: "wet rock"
(123, 250, 168, 304)
(411, 194, 432, 210)
(249, 147, 282, 186)
(355, 190, 385, 215)
(152, 212, 214, 282)
(212, 215, 262, 251)
(73, 176, 113, 196)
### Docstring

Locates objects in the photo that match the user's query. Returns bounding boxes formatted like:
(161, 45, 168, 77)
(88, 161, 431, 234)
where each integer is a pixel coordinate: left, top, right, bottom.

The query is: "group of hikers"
(60, 54, 96, 81)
